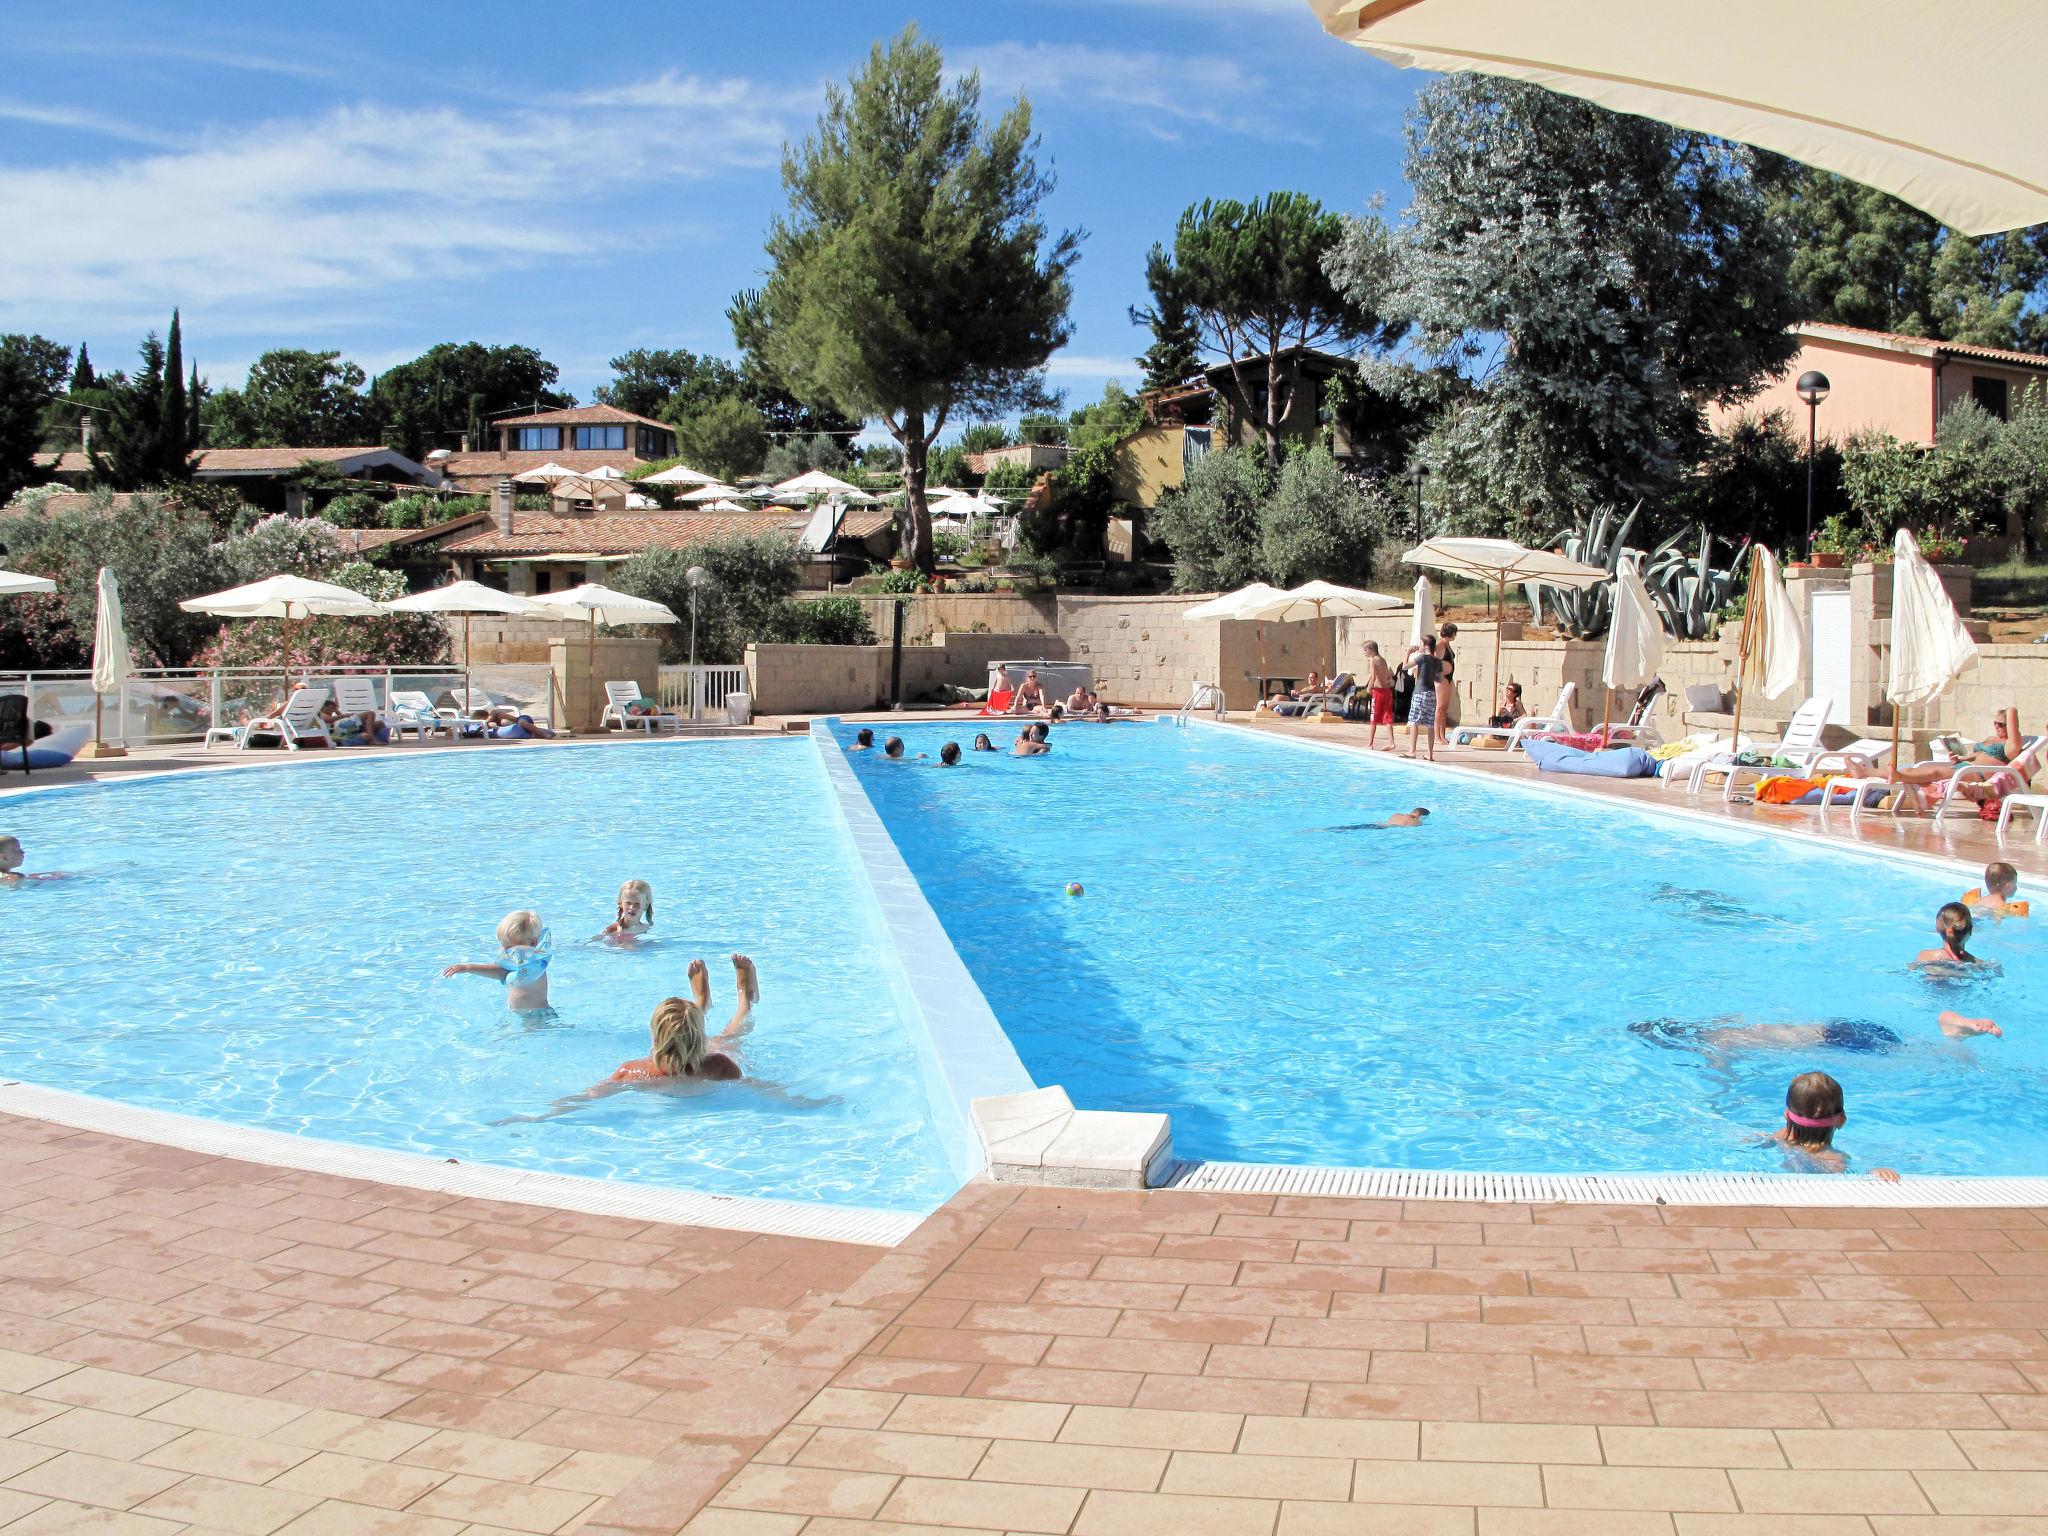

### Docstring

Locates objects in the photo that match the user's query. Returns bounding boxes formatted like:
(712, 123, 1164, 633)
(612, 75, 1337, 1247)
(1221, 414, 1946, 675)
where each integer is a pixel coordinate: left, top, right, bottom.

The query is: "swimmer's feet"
(1938, 1010, 2003, 1039)
(732, 952, 759, 1006)
(688, 958, 711, 1012)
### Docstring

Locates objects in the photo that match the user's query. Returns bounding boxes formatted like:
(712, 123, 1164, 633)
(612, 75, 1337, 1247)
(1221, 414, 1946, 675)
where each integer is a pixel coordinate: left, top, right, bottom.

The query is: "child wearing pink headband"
(1766, 1071, 1898, 1181)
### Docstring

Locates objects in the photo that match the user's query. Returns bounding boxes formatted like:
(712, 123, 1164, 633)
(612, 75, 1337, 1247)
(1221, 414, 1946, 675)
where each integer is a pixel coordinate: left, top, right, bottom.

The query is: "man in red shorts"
(1362, 640, 1397, 751)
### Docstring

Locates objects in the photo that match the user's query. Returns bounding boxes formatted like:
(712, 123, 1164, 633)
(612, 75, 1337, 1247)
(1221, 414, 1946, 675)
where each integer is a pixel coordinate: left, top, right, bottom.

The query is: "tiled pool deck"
(4, 719, 2047, 1530)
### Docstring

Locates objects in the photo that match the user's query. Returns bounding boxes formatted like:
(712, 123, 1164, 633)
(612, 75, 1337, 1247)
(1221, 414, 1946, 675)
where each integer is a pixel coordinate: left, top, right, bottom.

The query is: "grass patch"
(1972, 559, 2048, 609)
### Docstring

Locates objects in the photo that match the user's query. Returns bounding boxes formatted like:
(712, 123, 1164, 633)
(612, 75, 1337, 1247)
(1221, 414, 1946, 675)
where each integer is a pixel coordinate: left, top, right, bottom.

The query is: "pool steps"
(972, 1086, 1174, 1191)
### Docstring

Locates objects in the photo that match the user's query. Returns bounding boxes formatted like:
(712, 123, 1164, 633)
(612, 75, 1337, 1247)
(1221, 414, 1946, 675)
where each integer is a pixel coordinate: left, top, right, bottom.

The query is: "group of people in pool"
(848, 721, 1055, 763)
(441, 880, 787, 1104)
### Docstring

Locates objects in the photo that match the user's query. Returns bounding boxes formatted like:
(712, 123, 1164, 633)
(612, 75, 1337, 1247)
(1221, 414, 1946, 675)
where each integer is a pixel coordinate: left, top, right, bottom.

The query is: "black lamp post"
(1796, 370, 1831, 553)
(1407, 460, 1429, 545)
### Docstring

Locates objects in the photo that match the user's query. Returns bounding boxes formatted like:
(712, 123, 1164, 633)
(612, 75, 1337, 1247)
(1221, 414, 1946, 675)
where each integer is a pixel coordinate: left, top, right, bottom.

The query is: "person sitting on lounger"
(482, 708, 552, 739)
(1011, 670, 1047, 714)
(1489, 683, 1526, 728)
(319, 698, 390, 747)
(1892, 708, 2026, 798)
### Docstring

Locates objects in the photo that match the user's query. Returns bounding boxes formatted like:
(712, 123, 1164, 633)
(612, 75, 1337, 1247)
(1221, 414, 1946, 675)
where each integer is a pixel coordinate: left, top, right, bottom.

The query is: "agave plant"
(1529, 501, 1646, 639)
(1643, 527, 1743, 641)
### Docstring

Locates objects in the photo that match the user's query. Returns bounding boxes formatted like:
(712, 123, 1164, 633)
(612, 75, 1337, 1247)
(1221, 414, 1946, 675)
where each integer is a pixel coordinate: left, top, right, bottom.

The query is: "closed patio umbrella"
(1728, 545, 1806, 753)
(380, 580, 544, 732)
(180, 574, 384, 704)
(1600, 556, 1666, 741)
(527, 583, 679, 729)
(1409, 574, 1435, 651)
(1307, 0, 2048, 235)
(87, 566, 132, 759)
(0, 569, 56, 596)
(1886, 528, 1978, 764)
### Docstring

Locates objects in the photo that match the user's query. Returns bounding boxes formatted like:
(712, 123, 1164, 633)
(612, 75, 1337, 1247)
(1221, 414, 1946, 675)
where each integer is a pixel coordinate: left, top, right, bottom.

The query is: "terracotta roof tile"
(444, 512, 811, 557)
(1799, 322, 2048, 370)
(491, 403, 672, 430)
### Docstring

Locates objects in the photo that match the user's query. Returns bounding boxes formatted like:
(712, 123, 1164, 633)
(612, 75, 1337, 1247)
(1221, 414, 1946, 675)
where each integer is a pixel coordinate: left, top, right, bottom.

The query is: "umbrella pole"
(463, 611, 473, 741)
(588, 611, 596, 734)
(1601, 686, 1613, 746)
(1492, 579, 1505, 714)
(1729, 547, 1760, 754)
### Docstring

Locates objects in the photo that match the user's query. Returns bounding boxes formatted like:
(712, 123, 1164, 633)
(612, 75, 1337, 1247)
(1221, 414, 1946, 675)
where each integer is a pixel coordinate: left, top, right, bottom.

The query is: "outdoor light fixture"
(685, 565, 709, 717)
(1407, 460, 1429, 546)
(1795, 370, 1831, 554)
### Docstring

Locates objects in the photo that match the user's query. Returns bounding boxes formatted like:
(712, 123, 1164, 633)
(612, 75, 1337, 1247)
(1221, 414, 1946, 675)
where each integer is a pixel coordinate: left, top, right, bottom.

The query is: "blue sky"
(1, 0, 1422, 436)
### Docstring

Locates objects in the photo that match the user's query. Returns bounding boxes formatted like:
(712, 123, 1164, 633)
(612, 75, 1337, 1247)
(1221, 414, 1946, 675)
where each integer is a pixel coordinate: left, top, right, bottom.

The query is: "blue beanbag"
(1522, 739, 1656, 778)
(0, 724, 88, 770)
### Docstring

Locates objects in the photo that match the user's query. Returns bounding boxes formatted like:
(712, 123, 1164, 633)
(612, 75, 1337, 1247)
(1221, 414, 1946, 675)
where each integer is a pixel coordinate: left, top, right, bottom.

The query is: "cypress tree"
(160, 310, 186, 467)
(187, 362, 201, 450)
(70, 343, 95, 392)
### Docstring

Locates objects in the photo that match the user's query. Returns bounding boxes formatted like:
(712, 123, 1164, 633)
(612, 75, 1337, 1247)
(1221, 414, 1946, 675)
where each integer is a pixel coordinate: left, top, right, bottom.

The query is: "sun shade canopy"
(1307, 0, 2048, 235)
(527, 583, 679, 627)
(0, 569, 56, 596)
(379, 580, 543, 616)
(1239, 580, 1404, 623)
(1403, 537, 1609, 591)
(1182, 583, 1288, 621)
(1887, 529, 1977, 707)
(179, 574, 385, 619)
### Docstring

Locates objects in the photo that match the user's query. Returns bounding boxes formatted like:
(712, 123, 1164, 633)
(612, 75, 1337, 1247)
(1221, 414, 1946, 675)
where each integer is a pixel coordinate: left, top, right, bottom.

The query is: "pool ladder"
(1176, 682, 1228, 725)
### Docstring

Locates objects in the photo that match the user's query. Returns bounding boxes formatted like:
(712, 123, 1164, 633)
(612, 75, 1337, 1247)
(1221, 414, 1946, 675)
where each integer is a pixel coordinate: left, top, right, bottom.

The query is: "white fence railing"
(0, 665, 554, 745)
(656, 664, 749, 721)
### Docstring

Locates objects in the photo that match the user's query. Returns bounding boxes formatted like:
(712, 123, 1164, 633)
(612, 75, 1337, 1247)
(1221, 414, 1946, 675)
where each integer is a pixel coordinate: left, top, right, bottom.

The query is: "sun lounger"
(1269, 673, 1354, 719)
(238, 687, 331, 751)
(330, 676, 398, 744)
(1887, 734, 2047, 821)
(599, 680, 679, 734)
(389, 689, 461, 741)
(1448, 682, 1576, 751)
(1686, 697, 1831, 799)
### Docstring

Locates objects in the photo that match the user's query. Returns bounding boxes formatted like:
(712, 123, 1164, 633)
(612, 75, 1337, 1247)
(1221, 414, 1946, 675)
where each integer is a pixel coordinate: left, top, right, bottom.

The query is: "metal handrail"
(1176, 681, 1227, 724)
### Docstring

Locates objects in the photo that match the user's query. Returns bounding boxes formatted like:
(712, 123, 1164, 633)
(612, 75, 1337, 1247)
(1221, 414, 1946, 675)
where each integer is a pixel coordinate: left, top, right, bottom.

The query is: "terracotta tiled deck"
(0, 1111, 2041, 1536)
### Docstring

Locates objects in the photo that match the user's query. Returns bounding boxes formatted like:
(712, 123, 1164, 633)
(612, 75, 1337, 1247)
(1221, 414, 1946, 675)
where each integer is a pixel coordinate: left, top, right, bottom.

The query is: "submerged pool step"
(1164, 1158, 2048, 1208)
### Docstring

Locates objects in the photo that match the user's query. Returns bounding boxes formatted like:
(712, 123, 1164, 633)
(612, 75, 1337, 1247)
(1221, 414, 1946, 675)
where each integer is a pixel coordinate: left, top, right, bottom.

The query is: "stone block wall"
(841, 593, 1059, 646)
(550, 634, 661, 733)
(445, 614, 596, 665)
(743, 632, 1066, 714)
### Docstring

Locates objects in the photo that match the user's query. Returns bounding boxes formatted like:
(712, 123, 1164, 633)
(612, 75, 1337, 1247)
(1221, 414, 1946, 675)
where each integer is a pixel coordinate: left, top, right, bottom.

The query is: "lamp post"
(1407, 460, 1429, 546)
(685, 564, 707, 719)
(1796, 370, 1831, 554)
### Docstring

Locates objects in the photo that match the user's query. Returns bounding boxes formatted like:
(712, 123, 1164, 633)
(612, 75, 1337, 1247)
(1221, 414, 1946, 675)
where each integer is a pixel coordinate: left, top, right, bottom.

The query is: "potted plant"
(1808, 513, 1859, 569)
(1917, 527, 1966, 563)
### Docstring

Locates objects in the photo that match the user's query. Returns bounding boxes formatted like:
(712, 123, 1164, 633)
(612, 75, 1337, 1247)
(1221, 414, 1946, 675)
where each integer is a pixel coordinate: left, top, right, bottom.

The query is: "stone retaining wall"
(744, 632, 1071, 715)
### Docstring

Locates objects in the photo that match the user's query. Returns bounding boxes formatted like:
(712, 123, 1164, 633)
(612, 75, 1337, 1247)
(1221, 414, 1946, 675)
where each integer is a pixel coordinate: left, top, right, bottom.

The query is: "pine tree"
(70, 343, 95, 392)
(1130, 247, 1202, 389)
(161, 310, 187, 463)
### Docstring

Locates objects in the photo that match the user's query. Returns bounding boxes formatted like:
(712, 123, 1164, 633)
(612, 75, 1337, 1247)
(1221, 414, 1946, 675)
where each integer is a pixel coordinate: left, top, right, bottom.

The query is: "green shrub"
(877, 567, 929, 594)
(775, 595, 876, 645)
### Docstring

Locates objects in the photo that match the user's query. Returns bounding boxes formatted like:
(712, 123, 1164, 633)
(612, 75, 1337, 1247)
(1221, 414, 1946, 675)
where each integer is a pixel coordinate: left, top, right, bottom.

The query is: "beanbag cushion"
(1522, 739, 1655, 778)
(0, 724, 90, 770)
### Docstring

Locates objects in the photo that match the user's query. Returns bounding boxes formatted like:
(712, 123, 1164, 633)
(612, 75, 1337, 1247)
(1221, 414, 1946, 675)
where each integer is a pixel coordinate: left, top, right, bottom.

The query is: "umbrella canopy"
(179, 574, 384, 620)
(1602, 557, 1666, 692)
(0, 569, 56, 596)
(1888, 529, 1978, 707)
(1409, 575, 1435, 649)
(551, 475, 630, 504)
(1182, 583, 1287, 622)
(584, 465, 626, 479)
(639, 463, 719, 487)
(1307, 0, 2048, 236)
(1748, 546, 1806, 701)
(1403, 537, 1609, 593)
(91, 567, 132, 695)
(512, 462, 579, 484)
(929, 492, 1007, 518)
(772, 469, 859, 497)
(1240, 579, 1403, 625)
(528, 583, 679, 628)
(696, 498, 756, 515)
(679, 483, 743, 503)
(379, 580, 542, 617)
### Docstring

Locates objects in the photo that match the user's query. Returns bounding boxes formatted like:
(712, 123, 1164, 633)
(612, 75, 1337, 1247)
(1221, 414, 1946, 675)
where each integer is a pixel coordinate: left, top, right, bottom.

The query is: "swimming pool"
(841, 718, 2048, 1179)
(2, 740, 962, 1213)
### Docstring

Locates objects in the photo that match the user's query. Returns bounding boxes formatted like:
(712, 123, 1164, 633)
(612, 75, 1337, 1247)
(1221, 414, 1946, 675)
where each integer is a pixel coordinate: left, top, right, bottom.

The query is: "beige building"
(436, 404, 679, 492)
(1709, 322, 2048, 446)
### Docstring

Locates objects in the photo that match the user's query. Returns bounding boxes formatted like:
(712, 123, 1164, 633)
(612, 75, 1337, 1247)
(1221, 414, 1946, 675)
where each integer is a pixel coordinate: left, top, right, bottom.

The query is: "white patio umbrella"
(695, 499, 757, 515)
(1240, 580, 1403, 678)
(1404, 537, 1608, 704)
(512, 462, 579, 484)
(550, 475, 630, 508)
(1601, 556, 1667, 742)
(679, 483, 743, 504)
(772, 469, 859, 497)
(86, 566, 132, 758)
(1727, 545, 1806, 752)
(0, 569, 56, 596)
(527, 583, 679, 728)
(1307, 0, 2048, 236)
(1886, 528, 1979, 764)
(179, 574, 384, 702)
(381, 580, 544, 729)
(1182, 582, 1286, 622)
(639, 463, 718, 487)
(584, 465, 626, 479)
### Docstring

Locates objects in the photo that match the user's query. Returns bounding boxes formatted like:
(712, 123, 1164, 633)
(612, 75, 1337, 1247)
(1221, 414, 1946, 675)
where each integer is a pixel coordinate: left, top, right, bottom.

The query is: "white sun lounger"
(599, 680, 679, 734)
(1686, 697, 1831, 798)
(329, 675, 400, 742)
(389, 689, 460, 741)
(1448, 682, 1575, 750)
(1886, 734, 2048, 822)
(238, 687, 331, 751)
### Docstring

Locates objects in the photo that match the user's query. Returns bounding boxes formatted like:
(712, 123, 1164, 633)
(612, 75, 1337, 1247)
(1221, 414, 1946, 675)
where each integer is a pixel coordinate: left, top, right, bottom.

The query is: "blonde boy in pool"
(442, 909, 553, 1012)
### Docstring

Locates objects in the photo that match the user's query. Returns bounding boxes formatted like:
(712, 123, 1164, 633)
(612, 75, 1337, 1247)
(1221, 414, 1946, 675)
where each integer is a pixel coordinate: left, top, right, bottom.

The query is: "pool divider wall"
(812, 718, 1039, 1182)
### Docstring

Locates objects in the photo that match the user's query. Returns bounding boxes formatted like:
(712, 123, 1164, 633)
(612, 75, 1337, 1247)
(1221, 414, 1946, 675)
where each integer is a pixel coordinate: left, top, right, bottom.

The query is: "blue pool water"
(2, 740, 959, 1211)
(844, 719, 2048, 1178)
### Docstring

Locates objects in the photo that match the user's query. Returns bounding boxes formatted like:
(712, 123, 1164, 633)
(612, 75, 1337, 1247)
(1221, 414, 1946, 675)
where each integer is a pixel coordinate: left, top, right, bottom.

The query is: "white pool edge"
(0, 1081, 922, 1245)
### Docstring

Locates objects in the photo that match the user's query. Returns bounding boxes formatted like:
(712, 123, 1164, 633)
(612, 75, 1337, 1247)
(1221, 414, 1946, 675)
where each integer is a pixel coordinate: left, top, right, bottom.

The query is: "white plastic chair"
(1688, 697, 1831, 799)
(1449, 682, 1576, 750)
(330, 676, 398, 741)
(599, 680, 679, 734)
(389, 689, 458, 741)
(1996, 793, 2048, 842)
(239, 688, 331, 751)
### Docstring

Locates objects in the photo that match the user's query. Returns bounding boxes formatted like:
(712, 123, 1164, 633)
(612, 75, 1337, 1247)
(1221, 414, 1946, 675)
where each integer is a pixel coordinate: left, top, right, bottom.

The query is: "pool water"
(844, 719, 2048, 1178)
(3, 740, 959, 1211)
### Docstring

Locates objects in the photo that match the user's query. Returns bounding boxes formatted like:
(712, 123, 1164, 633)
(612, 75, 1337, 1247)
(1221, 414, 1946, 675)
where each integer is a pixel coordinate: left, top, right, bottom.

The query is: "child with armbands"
(1965, 861, 2028, 919)
(442, 909, 552, 1011)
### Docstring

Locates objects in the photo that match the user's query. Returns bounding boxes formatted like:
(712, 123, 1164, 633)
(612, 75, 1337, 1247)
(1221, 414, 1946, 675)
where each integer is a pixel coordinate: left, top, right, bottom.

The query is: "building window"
(533, 569, 552, 594)
(574, 425, 627, 451)
(1972, 376, 2010, 421)
(1182, 426, 1212, 469)
(512, 427, 561, 450)
(636, 427, 674, 458)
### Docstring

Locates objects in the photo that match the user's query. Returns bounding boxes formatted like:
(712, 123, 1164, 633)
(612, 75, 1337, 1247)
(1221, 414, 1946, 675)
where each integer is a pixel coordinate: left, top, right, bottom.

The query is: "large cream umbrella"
(1182, 583, 1288, 697)
(1240, 580, 1403, 678)
(771, 469, 859, 497)
(527, 583, 679, 731)
(0, 569, 56, 596)
(639, 463, 719, 487)
(1307, 0, 2048, 236)
(179, 575, 384, 704)
(1727, 545, 1805, 753)
(512, 462, 579, 484)
(1886, 528, 1978, 768)
(679, 483, 743, 504)
(1403, 537, 1608, 707)
(1600, 555, 1667, 742)
(86, 566, 132, 759)
(380, 580, 544, 731)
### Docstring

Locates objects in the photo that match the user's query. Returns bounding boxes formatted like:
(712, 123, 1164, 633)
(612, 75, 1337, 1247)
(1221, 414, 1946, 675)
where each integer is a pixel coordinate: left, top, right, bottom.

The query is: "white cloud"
(0, 77, 790, 322)
(1046, 351, 1139, 379)
(957, 41, 1313, 144)
(0, 98, 179, 147)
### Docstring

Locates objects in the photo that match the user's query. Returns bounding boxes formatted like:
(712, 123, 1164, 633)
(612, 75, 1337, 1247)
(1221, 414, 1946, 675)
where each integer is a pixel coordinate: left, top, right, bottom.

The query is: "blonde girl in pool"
(595, 879, 655, 944)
